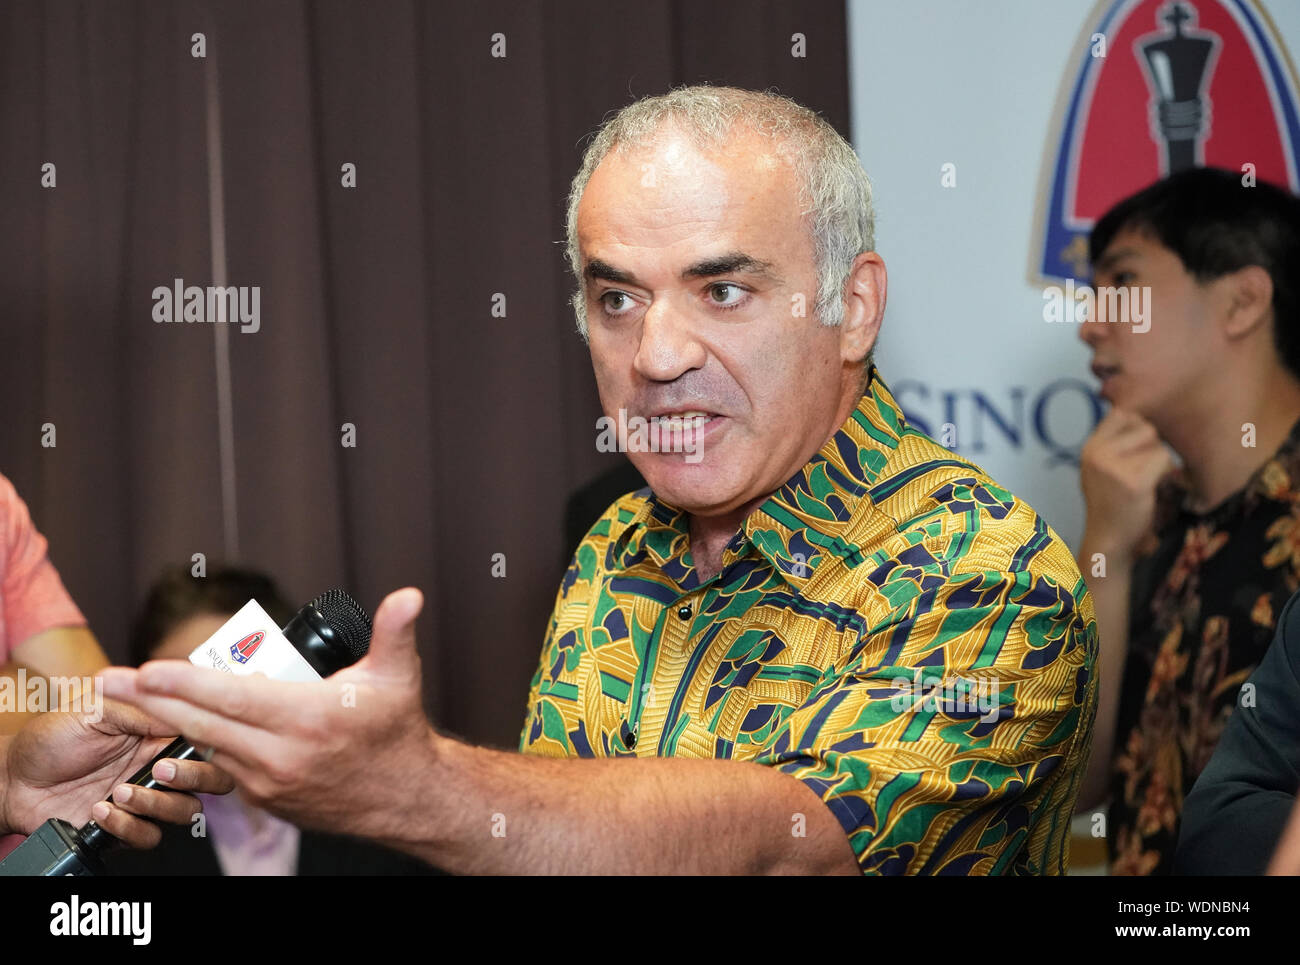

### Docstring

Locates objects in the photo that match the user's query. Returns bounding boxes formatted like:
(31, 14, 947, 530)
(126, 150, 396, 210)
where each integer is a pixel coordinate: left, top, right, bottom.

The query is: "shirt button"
(626, 729, 638, 750)
(677, 603, 692, 620)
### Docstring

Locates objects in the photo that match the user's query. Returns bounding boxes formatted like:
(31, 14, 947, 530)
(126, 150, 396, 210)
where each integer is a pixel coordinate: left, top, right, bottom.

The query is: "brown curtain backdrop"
(0, 0, 851, 748)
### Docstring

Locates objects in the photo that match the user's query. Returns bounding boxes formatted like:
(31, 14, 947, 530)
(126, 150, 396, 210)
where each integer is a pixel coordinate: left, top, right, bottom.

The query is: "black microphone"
(0, 588, 372, 877)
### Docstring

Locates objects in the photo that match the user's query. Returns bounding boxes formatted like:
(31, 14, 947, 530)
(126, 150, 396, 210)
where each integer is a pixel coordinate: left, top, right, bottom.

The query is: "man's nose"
(1079, 299, 1107, 345)
(633, 298, 706, 383)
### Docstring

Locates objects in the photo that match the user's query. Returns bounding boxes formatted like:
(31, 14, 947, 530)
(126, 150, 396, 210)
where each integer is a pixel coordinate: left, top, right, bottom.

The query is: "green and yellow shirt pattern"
(520, 368, 1098, 874)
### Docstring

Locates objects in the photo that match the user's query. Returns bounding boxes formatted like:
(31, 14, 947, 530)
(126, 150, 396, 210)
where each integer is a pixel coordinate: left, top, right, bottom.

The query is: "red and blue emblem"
(1040, 0, 1300, 281)
(230, 630, 265, 665)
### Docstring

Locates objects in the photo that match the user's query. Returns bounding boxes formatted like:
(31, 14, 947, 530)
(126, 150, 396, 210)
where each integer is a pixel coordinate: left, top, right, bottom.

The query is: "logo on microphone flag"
(230, 631, 265, 665)
(188, 599, 321, 682)
(1039, 0, 1300, 283)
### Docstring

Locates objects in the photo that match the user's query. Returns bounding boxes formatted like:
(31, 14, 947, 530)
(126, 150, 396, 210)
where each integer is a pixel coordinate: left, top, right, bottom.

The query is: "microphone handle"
(75, 598, 351, 858)
(76, 736, 207, 852)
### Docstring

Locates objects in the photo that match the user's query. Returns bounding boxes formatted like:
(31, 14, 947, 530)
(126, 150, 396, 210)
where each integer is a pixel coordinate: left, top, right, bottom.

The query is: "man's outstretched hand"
(99, 588, 434, 844)
(0, 698, 235, 848)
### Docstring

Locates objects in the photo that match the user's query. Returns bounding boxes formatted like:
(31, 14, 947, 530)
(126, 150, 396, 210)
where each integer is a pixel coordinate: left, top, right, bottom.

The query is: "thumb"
(364, 587, 424, 678)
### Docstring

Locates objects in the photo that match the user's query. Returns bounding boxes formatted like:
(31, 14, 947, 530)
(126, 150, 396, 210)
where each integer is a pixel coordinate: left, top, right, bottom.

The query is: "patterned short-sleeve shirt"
(519, 367, 1098, 874)
(1108, 417, 1300, 875)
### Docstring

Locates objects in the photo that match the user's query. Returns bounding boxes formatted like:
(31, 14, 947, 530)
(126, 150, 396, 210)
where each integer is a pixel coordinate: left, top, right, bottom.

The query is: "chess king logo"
(230, 630, 265, 665)
(1040, 0, 1300, 282)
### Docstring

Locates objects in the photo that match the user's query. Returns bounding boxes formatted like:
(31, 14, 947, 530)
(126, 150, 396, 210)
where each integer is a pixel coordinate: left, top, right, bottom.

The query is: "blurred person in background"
(1176, 584, 1300, 874)
(105, 564, 438, 876)
(1074, 167, 1300, 874)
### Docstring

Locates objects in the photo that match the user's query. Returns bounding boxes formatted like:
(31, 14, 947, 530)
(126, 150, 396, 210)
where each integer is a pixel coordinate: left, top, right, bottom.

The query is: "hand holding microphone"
(98, 587, 431, 849)
(0, 588, 373, 875)
(0, 699, 236, 848)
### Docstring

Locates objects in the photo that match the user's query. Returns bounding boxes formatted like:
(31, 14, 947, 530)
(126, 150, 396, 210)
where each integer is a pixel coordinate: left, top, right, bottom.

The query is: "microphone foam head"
(310, 588, 372, 662)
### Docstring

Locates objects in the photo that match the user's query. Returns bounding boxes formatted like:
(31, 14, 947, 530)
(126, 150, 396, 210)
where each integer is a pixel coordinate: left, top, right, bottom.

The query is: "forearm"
(1268, 796, 1300, 875)
(388, 734, 859, 875)
(1180, 610, 1300, 874)
(1075, 538, 1134, 813)
(11, 627, 108, 679)
(0, 630, 107, 734)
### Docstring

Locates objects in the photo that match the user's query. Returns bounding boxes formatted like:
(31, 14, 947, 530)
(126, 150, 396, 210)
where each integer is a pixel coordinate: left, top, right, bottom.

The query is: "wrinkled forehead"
(576, 126, 808, 262)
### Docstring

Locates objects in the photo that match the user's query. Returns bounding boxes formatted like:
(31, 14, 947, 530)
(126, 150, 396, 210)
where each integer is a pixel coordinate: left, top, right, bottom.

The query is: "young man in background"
(1075, 168, 1300, 875)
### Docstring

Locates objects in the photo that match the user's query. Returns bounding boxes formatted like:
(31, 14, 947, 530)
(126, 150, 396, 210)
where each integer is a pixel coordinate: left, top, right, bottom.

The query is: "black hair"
(128, 564, 294, 667)
(1089, 166, 1300, 378)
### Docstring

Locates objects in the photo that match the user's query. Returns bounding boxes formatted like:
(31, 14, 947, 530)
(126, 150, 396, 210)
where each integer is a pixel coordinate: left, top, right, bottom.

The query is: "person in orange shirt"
(0, 472, 107, 735)
(0, 472, 232, 860)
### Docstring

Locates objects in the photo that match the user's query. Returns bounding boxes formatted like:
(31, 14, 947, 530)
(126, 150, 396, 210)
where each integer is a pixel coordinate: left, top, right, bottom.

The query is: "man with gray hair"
(103, 85, 1098, 875)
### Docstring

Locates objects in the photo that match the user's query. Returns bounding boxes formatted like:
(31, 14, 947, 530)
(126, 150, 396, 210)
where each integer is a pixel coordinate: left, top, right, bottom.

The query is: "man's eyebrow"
(582, 252, 780, 287)
(584, 259, 637, 285)
(682, 253, 778, 281)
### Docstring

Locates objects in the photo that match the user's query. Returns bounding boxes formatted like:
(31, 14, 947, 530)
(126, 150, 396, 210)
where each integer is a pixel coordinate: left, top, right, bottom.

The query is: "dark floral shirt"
(1108, 419, 1300, 875)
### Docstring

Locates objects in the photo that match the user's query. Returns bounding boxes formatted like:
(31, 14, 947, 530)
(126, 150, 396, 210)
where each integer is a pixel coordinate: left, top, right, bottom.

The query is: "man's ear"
(838, 251, 887, 364)
(1219, 264, 1274, 339)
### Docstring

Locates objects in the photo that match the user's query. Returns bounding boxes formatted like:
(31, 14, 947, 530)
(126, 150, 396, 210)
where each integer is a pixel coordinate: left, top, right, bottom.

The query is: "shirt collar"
(1158, 414, 1300, 524)
(610, 365, 907, 589)
(1244, 414, 1300, 508)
